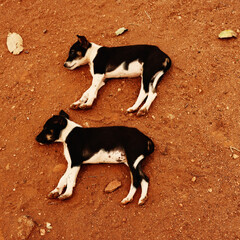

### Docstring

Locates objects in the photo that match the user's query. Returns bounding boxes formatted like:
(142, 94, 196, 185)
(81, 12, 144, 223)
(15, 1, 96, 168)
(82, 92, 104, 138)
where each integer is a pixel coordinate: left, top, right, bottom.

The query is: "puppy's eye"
(70, 50, 75, 56)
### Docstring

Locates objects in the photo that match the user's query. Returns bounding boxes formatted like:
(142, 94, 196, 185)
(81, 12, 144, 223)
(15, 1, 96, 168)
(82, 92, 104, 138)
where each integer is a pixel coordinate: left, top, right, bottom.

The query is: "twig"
(144, 10, 152, 22)
(230, 146, 240, 153)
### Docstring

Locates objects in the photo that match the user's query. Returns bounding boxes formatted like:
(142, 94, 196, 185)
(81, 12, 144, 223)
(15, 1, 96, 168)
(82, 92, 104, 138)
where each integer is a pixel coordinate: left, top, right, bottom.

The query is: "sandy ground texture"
(0, 0, 240, 239)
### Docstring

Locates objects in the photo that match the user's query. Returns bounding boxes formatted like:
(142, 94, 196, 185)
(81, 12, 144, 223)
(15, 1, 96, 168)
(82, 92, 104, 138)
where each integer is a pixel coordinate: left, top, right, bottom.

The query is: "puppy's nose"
(63, 62, 68, 68)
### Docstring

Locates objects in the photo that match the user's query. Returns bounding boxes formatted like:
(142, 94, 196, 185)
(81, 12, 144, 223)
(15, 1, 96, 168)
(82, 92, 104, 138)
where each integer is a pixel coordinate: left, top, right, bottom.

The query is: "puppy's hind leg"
(137, 164, 149, 205)
(121, 155, 144, 205)
(121, 171, 137, 205)
(127, 79, 148, 113)
(137, 70, 164, 116)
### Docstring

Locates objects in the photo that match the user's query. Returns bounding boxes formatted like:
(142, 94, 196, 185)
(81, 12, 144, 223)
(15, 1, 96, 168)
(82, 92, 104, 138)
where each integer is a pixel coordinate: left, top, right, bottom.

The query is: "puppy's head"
(64, 35, 91, 70)
(36, 110, 69, 145)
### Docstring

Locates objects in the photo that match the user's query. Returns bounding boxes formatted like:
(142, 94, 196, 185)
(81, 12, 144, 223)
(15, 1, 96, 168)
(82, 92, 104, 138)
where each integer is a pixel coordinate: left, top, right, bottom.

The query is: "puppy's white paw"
(70, 102, 80, 109)
(137, 108, 148, 117)
(48, 191, 60, 199)
(127, 107, 137, 113)
(121, 197, 133, 205)
(58, 193, 72, 200)
(138, 196, 148, 206)
(79, 103, 92, 110)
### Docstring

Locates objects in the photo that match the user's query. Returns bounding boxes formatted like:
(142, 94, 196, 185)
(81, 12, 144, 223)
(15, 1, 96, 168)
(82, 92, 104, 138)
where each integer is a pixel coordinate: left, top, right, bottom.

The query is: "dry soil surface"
(1, 0, 240, 239)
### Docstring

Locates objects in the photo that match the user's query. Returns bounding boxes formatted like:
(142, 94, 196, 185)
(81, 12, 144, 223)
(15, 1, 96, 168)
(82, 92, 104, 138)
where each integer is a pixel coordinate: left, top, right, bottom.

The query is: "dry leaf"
(115, 27, 128, 36)
(218, 29, 237, 39)
(7, 32, 24, 55)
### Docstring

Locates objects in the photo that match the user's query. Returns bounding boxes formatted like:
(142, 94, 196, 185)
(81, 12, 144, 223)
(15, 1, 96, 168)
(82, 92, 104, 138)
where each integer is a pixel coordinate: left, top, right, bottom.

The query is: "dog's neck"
(87, 42, 101, 63)
(56, 119, 82, 143)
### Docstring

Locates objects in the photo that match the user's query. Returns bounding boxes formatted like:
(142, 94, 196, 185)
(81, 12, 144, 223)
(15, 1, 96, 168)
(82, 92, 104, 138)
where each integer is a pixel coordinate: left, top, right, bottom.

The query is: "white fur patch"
(133, 155, 144, 169)
(83, 149, 127, 164)
(105, 60, 143, 79)
(138, 179, 149, 205)
(152, 70, 164, 89)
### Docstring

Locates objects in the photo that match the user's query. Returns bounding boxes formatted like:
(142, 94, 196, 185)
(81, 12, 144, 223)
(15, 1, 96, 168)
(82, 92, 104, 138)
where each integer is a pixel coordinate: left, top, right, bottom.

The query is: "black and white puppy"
(64, 35, 171, 116)
(36, 110, 154, 205)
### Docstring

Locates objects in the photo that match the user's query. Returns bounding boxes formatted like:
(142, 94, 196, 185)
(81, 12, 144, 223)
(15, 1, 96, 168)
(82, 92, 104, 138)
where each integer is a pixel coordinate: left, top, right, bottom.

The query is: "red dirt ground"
(1, 0, 240, 239)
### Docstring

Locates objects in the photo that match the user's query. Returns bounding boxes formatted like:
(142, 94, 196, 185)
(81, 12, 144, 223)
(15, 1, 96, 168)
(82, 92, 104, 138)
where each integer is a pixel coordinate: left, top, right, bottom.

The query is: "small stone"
(208, 188, 212, 193)
(84, 122, 90, 127)
(122, 218, 127, 222)
(167, 114, 175, 120)
(232, 154, 239, 159)
(118, 88, 121, 92)
(104, 180, 122, 193)
(191, 176, 197, 182)
(46, 222, 52, 230)
(40, 229, 46, 236)
(6, 163, 10, 170)
(43, 29, 48, 34)
(17, 215, 35, 240)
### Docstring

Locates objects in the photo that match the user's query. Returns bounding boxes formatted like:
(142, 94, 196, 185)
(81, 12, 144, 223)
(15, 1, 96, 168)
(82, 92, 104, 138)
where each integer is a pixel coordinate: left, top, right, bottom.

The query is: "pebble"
(6, 163, 10, 170)
(208, 188, 213, 193)
(84, 122, 90, 127)
(46, 222, 52, 230)
(191, 176, 197, 182)
(232, 154, 239, 159)
(40, 229, 46, 236)
(17, 215, 35, 240)
(167, 113, 175, 120)
(104, 180, 122, 193)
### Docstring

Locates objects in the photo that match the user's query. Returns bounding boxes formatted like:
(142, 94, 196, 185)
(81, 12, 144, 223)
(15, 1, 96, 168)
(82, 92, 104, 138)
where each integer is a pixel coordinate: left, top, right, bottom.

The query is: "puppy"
(64, 35, 171, 116)
(36, 110, 154, 205)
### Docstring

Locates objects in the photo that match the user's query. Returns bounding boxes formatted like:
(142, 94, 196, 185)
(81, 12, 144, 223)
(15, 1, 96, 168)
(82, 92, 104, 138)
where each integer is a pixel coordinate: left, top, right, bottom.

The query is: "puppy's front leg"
(70, 75, 105, 110)
(80, 74, 105, 109)
(70, 88, 91, 109)
(48, 167, 70, 199)
(58, 166, 80, 200)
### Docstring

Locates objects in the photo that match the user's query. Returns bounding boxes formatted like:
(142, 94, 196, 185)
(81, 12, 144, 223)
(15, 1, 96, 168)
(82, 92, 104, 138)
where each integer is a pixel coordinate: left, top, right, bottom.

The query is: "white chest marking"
(83, 149, 127, 164)
(105, 60, 143, 79)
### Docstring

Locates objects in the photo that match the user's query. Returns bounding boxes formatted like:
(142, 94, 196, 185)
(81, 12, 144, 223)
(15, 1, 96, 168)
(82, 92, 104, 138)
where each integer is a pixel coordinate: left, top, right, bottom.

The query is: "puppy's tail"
(163, 56, 171, 73)
(146, 139, 154, 155)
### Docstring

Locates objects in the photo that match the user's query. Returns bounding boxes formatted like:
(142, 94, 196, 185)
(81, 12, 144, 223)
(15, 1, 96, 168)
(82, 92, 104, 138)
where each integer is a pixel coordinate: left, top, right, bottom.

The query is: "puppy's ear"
(76, 35, 90, 49)
(59, 110, 69, 119)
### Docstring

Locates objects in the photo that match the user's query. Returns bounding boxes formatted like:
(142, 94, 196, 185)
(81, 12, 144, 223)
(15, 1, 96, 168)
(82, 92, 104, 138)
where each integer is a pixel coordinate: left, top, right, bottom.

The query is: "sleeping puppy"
(36, 110, 154, 205)
(64, 35, 171, 116)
